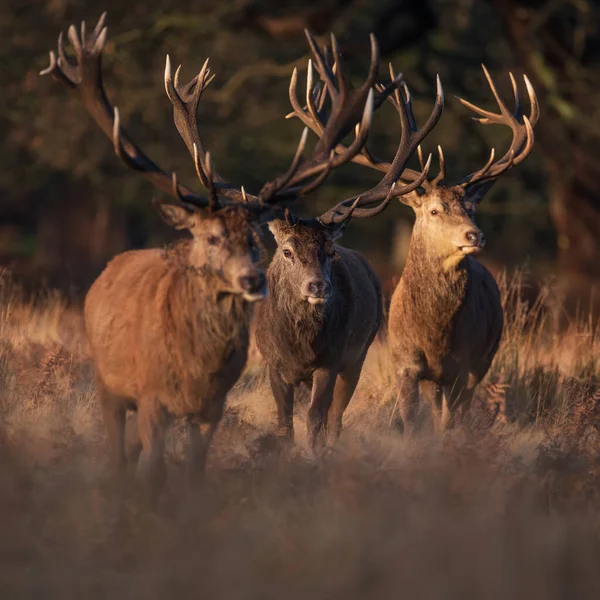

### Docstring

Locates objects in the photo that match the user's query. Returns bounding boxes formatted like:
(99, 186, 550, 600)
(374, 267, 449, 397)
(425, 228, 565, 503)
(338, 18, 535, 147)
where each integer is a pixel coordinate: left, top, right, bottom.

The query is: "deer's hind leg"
(326, 359, 364, 446)
(420, 380, 443, 433)
(97, 378, 127, 471)
(125, 412, 142, 468)
(136, 397, 169, 502)
(442, 373, 475, 429)
(187, 399, 224, 487)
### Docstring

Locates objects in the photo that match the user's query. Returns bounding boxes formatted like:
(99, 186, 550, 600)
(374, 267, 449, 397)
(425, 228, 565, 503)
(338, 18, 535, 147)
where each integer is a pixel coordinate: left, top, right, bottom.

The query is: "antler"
(291, 64, 442, 226)
(456, 64, 539, 189)
(40, 13, 228, 212)
(164, 55, 314, 206)
(254, 30, 383, 205)
(290, 53, 444, 204)
(41, 14, 384, 229)
(315, 78, 441, 226)
(158, 30, 379, 206)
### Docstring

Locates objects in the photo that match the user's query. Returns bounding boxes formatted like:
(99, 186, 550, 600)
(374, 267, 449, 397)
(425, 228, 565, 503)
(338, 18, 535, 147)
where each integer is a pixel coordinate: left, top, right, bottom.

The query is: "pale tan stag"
(329, 65, 538, 431)
(256, 34, 443, 452)
(41, 15, 377, 498)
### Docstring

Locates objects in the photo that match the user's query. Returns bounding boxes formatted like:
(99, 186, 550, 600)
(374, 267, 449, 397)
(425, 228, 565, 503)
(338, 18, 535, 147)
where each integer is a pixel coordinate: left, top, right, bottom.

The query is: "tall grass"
(1, 269, 600, 599)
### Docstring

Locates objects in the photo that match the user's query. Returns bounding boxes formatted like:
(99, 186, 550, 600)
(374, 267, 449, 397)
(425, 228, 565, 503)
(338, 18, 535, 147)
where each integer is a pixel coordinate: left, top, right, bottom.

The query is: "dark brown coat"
(255, 220, 382, 451)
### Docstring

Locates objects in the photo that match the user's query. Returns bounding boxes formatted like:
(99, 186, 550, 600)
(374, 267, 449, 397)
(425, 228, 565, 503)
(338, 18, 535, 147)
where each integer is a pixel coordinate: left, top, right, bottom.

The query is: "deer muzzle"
(457, 230, 486, 254)
(303, 278, 332, 305)
(239, 271, 268, 302)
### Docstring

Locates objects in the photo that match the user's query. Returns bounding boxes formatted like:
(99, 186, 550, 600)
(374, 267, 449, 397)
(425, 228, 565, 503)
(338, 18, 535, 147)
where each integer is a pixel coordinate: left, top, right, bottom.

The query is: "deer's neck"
(162, 245, 252, 371)
(266, 258, 331, 347)
(401, 239, 469, 330)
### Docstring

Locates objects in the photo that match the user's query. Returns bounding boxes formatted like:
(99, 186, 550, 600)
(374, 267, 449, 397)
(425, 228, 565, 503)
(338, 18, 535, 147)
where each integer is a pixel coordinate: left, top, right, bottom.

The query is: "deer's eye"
(207, 235, 220, 246)
(282, 249, 293, 260)
(430, 209, 438, 216)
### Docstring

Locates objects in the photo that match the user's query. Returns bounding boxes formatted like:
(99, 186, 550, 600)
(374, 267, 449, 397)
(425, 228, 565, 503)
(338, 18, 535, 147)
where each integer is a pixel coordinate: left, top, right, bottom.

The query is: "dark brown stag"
(41, 15, 377, 498)
(340, 65, 538, 431)
(256, 36, 443, 451)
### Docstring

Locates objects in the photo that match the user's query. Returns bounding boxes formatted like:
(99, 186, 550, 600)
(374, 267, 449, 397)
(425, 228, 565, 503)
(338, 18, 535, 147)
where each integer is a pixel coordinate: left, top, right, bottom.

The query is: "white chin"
(243, 289, 268, 302)
(307, 297, 327, 305)
(459, 245, 482, 255)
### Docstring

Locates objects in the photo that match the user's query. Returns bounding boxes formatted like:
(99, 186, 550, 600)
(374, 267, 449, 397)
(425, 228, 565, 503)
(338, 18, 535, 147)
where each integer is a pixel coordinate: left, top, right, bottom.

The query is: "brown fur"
(388, 186, 503, 431)
(85, 206, 267, 498)
(255, 220, 382, 451)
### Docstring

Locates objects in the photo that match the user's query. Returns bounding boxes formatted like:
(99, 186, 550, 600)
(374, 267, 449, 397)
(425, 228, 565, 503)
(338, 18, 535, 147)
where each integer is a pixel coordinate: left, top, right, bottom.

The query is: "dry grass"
(2, 269, 600, 599)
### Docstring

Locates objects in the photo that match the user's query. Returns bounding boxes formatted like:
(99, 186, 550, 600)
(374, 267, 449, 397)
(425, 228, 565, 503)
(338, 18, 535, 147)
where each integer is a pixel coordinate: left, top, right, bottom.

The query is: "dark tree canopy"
(0, 0, 598, 297)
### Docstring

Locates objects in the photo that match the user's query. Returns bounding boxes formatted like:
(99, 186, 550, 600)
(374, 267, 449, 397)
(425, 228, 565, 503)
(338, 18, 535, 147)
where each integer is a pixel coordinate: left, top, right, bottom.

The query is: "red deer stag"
(331, 65, 538, 432)
(41, 15, 377, 497)
(256, 36, 443, 452)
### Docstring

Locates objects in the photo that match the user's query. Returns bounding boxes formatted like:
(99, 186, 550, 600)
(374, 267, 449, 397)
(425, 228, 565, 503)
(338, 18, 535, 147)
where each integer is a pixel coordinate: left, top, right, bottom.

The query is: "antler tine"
(304, 29, 337, 97)
(368, 75, 444, 197)
(509, 72, 523, 121)
(523, 75, 540, 127)
(431, 145, 446, 187)
(305, 60, 324, 135)
(287, 67, 326, 135)
(93, 11, 107, 37)
(41, 14, 216, 211)
(330, 33, 347, 91)
(318, 69, 444, 194)
(259, 33, 382, 204)
(163, 55, 255, 204)
(417, 145, 426, 171)
(317, 153, 433, 226)
(457, 65, 538, 188)
(401, 83, 418, 132)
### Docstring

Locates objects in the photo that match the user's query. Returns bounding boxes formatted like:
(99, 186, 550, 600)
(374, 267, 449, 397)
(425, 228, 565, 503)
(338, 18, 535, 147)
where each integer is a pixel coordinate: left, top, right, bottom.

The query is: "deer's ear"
(330, 219, 351, 241)
(465, 180, 496, 205)
(398, 190, 423, 209)
(267, 219, 286, 238)
(154, 199, 199, 230)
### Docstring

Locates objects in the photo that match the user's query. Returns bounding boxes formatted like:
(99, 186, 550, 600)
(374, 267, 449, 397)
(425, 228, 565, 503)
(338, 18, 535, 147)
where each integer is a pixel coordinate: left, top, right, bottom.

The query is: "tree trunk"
(491, 0, 600, 291)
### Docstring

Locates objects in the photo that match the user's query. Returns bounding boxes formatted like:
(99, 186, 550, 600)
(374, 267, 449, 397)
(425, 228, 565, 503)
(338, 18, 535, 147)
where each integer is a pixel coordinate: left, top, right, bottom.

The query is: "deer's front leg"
(187, 400, 224, 487)
(307, 368, 337, 454)
(269, 365, 295, 442)
(187, 420, 218, 487)
(396, 365, 421, 436)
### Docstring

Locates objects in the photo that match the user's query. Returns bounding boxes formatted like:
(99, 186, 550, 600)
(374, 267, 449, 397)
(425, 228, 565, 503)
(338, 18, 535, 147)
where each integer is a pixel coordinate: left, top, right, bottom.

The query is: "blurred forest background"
(1, 0, 599, 301)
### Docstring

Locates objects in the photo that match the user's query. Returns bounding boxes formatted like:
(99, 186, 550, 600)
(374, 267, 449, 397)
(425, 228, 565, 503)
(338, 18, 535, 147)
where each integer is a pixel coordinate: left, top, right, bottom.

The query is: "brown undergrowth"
(1, 269, 600, 599)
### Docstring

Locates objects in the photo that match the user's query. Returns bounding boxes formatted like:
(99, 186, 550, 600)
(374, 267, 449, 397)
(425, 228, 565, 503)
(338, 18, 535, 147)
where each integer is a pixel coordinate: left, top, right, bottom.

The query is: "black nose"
(239, 272, 266, 293)
(307, 280, 331, 297)
(465, 230, 483, 245)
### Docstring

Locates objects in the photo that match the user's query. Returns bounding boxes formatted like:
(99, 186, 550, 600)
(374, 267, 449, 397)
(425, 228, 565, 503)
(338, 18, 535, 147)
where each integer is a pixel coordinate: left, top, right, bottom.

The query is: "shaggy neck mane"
(268, 255, 331, 349)
(161, 240, 252, 378)
(401, 235, 469, 346)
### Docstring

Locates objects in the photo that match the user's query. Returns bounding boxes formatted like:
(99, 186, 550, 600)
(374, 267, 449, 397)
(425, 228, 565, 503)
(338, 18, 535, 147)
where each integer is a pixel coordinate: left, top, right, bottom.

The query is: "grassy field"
(1, 268, 600, 599)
